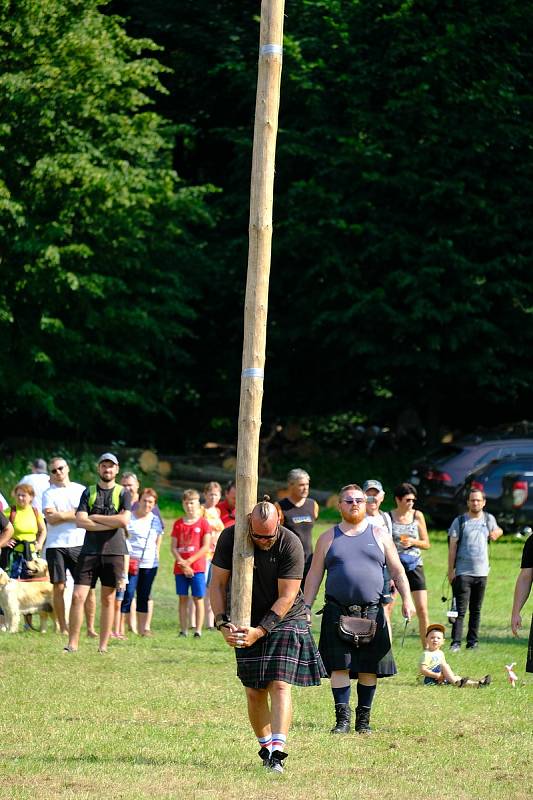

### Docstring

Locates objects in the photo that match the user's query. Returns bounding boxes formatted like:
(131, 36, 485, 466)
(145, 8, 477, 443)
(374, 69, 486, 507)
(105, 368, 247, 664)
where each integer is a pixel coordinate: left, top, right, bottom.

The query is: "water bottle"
(447, 597, 458, 622)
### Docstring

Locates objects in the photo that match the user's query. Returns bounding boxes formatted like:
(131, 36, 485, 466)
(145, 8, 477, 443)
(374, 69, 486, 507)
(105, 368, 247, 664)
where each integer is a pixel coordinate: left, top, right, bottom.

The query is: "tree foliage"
(1, 0, 532, 447)
(0, 0, 213, 439)
(115, 0, 532, 439)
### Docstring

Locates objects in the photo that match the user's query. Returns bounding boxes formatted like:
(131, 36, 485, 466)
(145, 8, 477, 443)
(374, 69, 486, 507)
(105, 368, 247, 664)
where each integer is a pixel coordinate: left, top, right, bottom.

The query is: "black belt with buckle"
(325, 595, 380, 617)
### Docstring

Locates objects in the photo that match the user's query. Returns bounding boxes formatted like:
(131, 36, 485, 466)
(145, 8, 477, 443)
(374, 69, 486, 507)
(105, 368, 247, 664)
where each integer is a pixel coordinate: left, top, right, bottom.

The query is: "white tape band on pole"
(260, 44, 283, 57)
(242, 368, 264, 379)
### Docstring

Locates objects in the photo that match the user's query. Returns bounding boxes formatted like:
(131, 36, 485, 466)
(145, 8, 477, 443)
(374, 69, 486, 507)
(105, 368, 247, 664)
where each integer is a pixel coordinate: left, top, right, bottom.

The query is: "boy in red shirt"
(171, 489, 211, 637)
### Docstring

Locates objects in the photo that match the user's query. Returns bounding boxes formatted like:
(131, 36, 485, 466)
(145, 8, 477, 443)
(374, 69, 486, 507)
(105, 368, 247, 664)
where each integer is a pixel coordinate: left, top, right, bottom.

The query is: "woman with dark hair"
(120, 488, 164, 637)
(389, 482, 430, 645)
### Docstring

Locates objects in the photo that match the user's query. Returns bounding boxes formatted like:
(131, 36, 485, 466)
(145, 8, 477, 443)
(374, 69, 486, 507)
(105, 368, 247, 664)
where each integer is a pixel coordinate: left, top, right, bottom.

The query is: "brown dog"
(0, 567, 56, 633)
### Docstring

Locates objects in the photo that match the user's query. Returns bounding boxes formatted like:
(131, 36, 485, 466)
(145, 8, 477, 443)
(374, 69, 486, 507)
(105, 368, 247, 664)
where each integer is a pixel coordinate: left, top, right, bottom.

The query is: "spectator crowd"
(0, 453, 531, 770)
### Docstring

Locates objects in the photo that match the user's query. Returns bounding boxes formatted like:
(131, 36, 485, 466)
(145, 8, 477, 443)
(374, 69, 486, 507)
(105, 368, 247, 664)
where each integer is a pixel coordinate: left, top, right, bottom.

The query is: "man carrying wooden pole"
(209, 1, 325, 774)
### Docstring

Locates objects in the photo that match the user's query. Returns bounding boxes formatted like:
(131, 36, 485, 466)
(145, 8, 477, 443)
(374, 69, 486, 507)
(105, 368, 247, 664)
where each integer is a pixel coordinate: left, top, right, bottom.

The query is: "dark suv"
(457, 456, 533, 533)
(408, 438, 533, 525)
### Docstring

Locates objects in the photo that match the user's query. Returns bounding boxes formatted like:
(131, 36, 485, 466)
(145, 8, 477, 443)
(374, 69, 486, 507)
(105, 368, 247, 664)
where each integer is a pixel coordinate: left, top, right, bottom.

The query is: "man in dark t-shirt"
(276, 468, 319, 583)
(511, 534, 533, 673)
(64, 452, 131, 654)
(210, 497, 324, 775)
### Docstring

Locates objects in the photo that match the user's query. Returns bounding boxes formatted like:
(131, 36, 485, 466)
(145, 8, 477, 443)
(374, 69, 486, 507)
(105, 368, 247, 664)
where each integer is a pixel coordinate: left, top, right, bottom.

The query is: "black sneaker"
(479, 674, 491, 687)
(267, 751, 288, 774)
(258, 747, 271, 767)
(194, 632, 202, 638)
(178, 631, 187, 638)
(458, 676, 470, 688)
(450, 642, 461, 654)
(466, 642, 478, 650)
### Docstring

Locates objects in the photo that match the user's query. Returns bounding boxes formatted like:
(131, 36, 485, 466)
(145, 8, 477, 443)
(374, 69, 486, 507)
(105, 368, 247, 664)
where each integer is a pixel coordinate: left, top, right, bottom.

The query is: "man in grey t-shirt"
(448, 488, 503, 652)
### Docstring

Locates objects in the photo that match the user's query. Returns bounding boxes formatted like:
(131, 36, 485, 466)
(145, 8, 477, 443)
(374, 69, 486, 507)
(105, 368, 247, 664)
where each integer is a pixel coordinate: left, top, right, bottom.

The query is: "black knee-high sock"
(332, 684, 351, 705)
(357, 682, 376, 708)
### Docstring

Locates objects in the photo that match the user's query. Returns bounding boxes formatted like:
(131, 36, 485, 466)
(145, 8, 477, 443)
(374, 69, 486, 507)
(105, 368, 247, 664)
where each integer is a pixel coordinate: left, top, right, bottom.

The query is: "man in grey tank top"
(304, 484, 415, 734)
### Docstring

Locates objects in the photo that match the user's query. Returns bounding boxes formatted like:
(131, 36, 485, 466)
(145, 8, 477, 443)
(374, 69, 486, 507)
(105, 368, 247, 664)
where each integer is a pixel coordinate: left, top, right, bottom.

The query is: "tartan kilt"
(318, 602, 397, 679)
(235, 619, 326, 689)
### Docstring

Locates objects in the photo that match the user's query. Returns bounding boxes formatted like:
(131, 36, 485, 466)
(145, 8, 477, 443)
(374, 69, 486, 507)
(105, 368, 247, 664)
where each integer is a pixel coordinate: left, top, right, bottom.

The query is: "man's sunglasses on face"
(342, 497, 366, 506)
(51, 466, 66, 474)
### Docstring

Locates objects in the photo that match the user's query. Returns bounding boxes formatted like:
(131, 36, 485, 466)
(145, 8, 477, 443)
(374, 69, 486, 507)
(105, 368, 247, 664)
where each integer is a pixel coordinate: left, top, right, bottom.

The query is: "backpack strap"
(453, 514, 467, 567)
(9, 506, 16, 524)
(88, 485, 97, 511)
(87, 484, 122, 513)
(379, 510, 392, 535)
(112, 485, 122, 512)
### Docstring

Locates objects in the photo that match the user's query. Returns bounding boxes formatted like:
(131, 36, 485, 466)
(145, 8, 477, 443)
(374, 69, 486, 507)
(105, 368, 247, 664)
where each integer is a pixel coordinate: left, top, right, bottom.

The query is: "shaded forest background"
(1, 0, 531, 454)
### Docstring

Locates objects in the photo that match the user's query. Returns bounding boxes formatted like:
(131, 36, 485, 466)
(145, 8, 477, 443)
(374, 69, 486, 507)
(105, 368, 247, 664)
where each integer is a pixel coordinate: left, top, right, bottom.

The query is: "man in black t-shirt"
(210, 497, 324, 775)
(64, 453, 131, 654)
(511, 534, 533, 673)
(276, 468, 319, 584)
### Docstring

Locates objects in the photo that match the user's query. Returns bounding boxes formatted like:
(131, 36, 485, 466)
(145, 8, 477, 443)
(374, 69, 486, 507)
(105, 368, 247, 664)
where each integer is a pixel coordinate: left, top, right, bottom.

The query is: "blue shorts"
(175, 572, 206, 598)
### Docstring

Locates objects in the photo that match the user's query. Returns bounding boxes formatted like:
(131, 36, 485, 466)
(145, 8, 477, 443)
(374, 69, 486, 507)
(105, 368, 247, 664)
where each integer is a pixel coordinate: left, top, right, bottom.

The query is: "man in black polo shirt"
(210, 497, 324, 774)
(64, 453, 131, 654)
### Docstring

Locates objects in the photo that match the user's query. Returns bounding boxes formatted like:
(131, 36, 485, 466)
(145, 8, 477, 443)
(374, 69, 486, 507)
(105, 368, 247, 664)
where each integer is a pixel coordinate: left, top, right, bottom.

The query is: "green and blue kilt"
(235, 619, 326, 689)
(318, 602, 397, 679)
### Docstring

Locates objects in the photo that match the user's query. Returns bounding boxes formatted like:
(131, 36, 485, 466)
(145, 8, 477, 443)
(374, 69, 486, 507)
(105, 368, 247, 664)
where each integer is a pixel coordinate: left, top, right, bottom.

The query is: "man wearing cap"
(64, 453, 131, 653)
(18, 458, 50, 512)
(210, 496, 325, 774)
(276, 468, 319, 584)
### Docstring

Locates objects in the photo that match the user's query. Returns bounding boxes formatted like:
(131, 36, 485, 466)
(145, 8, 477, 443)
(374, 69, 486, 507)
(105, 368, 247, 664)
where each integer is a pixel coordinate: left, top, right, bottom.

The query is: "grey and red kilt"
(235, 619, 326, 689)
(319, 601, 397, 679)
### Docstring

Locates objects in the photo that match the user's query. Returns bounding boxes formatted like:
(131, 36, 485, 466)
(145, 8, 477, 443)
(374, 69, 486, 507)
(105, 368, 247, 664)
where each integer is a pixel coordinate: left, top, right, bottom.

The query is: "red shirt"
(217, 499, 236, 528)
(171, 516, 211, 575)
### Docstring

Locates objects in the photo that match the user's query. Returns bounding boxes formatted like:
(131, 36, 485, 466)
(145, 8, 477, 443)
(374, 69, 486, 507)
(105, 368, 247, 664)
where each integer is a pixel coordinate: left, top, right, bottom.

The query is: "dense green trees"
(1, 1, 531, 446)
(0, 0, 213, 438)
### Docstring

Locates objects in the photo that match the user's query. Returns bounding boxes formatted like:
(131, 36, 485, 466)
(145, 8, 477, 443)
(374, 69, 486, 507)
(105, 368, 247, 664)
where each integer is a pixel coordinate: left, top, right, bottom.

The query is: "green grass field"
(0, 522, 531, 800)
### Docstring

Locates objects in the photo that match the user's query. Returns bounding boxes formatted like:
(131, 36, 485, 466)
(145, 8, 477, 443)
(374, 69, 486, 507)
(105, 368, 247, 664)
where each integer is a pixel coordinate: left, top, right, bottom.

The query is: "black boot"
(330, 703, 351, 734)
(355, 705, 372, 734)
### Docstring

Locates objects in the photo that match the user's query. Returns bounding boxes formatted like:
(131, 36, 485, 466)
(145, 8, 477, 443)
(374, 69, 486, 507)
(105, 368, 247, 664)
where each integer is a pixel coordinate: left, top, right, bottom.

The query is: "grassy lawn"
(0, 520, 531, 800)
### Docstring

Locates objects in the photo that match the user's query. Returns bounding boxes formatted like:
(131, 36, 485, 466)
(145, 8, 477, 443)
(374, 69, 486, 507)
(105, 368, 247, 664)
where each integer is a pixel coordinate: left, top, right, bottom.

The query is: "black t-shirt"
(0, 510, 9, 533)
(521, 535, 533, 569)
(278, 497, 317, 560)
(212, 525, 307, 627)
(77, 485, 131, 556)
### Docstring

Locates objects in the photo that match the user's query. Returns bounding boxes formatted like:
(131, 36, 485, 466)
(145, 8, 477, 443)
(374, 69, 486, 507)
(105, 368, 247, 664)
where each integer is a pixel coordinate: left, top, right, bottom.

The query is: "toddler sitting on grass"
(419, 623, 491, 687)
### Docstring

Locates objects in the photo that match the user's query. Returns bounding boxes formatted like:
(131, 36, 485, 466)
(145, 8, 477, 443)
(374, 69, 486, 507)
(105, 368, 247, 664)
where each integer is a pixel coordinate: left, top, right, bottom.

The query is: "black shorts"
(405, 564, 426, 592)
(46, 546, 82, 584)
(75, 554, 124, 589)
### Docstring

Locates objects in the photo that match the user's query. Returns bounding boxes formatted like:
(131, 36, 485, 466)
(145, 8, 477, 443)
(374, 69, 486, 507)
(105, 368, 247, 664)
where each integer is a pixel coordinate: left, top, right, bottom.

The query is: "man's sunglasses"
(51, 466, 66, 474)
(341, 497, 366, 505)
(250, 532, 277, 540)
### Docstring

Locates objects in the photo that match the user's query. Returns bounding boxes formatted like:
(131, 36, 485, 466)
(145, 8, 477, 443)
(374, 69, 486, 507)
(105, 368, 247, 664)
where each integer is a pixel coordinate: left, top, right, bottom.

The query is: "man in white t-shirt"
(42, 457, 96, 636)
(0, 491, 8, 512)
(19, 458, 50, 512)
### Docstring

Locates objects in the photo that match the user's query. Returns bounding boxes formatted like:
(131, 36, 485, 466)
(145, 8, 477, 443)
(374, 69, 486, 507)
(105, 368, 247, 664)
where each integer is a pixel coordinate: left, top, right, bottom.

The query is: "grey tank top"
(324, 524, 385, 606)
